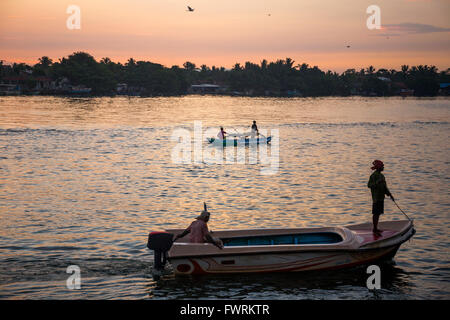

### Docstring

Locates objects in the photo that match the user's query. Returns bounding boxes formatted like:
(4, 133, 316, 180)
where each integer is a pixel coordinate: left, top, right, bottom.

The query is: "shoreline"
(1, 93, 449, 98)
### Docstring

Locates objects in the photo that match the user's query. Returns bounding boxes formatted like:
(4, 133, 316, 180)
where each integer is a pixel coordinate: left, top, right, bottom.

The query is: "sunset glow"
(1, 0, 449, 71)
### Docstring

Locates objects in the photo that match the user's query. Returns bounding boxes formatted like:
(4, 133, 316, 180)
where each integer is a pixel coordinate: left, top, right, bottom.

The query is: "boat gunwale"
(168, 227, 356, 256)
(167, 220, 411, 238)
(167, 226, 350, 238)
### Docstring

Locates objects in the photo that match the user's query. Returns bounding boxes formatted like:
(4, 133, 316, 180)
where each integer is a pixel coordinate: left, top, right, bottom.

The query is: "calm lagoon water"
(0, 96, 449, 299)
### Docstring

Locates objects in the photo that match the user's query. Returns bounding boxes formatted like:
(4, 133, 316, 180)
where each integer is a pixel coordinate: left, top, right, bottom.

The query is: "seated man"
(173, 209, 224, 249)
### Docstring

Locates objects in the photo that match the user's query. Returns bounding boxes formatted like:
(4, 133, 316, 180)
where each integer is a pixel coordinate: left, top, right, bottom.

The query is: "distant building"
(53, 77, 91, 94)
(439, 83, 450, 95)
(377, 77, 391, 82)
(116, 83, 128, 94)
(189, 84, 223, 94)
(393, 82, 414, 97)
(286, 89, 302, 97)
(399, 88, 414, 97)
(69, 85, 92, 94)
(1, 75, 53, 94)
(34, 76, 54, 91)
(0, 84, 21, 95)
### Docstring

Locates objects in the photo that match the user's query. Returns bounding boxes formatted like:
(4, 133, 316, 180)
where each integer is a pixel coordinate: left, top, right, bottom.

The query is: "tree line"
(1, 51, 449, 96)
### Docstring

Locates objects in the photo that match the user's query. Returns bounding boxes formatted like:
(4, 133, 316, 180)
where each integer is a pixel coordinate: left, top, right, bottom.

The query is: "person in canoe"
(217, 127, 227, 140)
(173, 205, 224, 249)
(368, 160, 395, 234)
(250, 120, 266, 139)
(251, 120, 259, 137)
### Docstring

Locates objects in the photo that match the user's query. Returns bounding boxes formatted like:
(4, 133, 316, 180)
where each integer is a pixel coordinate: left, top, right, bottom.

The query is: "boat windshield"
(221, 232, 343, 247)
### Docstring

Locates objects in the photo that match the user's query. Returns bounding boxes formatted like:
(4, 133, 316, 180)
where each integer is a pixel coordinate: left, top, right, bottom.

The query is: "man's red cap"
(371, 160, 384, 170)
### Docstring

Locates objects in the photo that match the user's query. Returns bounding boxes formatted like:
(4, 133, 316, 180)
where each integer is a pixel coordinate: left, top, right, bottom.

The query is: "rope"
(392, 199, 412, 221)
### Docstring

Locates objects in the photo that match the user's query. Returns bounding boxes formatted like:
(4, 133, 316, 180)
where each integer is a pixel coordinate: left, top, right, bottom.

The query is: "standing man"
(368, 160, 394, 234)
(251, 120, 259, 138)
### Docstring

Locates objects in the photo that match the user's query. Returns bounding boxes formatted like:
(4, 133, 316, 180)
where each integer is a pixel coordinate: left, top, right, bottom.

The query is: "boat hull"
(166, 220, 414, 275)
(169, 245, 401, 275)
(207, 136, 271, 146)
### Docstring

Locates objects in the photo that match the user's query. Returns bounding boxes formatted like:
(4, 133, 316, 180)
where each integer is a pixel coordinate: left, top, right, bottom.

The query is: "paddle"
(233, 126, 267, 139)
(251, 126, 266, 139)
(230, 127, 243, 138)
(391, 197, 413, 221)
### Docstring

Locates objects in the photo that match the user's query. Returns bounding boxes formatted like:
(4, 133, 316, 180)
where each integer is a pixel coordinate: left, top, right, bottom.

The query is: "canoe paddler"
(368, 160, 395, 234)
(217, 127, 227, 140)
(173, 203, 224, 249)
(251, 120, 259, 138)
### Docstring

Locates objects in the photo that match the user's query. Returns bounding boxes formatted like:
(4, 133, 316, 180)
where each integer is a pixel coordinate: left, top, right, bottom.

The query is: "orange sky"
(0, 0, 449, 72)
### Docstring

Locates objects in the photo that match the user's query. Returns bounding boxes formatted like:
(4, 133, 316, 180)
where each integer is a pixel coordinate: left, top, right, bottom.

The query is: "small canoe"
(165, 220, 415, 275)
(207, 136, 272, 146)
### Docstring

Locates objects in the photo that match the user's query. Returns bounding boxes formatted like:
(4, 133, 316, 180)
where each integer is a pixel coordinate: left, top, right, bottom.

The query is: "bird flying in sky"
(187, 6, 194, 12)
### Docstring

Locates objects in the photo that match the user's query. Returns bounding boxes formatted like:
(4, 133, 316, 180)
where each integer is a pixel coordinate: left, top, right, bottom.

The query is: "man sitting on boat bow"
(173, 205, 224, 249)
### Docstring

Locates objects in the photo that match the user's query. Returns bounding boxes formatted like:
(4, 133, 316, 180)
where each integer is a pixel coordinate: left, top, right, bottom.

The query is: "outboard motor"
(147, 231, 174, 276)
